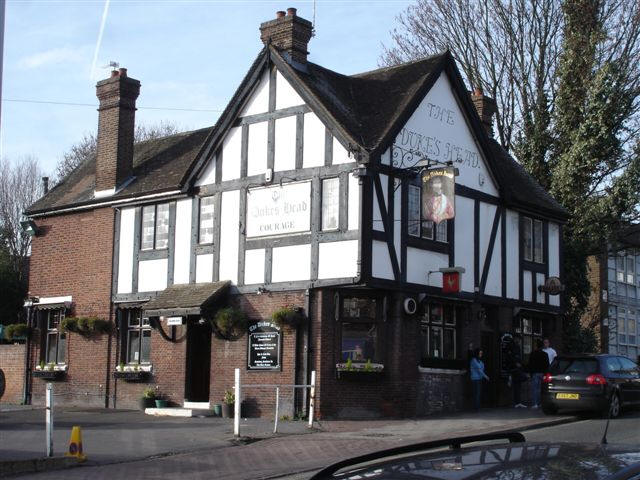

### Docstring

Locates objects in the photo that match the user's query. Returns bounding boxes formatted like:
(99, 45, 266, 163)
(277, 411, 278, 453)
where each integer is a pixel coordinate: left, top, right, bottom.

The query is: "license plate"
(556, 393, 580, 400)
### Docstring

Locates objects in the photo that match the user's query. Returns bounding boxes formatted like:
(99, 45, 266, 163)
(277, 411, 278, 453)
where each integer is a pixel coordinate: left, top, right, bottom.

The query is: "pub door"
(185, 319, 212, 403)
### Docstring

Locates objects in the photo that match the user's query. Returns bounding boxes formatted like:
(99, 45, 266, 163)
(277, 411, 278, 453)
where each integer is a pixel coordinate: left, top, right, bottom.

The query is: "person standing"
(509, 338, 527, 408)
(543, 338, 557, 365)
(470, 349, 489, 411)
(528, 340, 550, 409)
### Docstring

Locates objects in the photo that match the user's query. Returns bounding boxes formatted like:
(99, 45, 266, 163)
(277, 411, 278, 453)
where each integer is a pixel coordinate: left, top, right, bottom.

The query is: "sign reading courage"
(246, 181, 311, 238)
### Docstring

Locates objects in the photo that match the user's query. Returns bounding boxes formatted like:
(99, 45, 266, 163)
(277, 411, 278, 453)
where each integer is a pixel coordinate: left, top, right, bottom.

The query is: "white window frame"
(141, 203, 170, 251)
(198, 196, 215, 245)
(321, 177, 340, 231)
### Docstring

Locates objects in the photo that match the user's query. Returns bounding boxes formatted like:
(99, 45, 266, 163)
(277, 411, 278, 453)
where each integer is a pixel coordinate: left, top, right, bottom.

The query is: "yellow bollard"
(65, 425, 87, 462)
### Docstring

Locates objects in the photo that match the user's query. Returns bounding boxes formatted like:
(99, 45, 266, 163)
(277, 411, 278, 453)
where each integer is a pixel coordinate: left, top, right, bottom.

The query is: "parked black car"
(309, 432, 640, 479)
(541, 354, 640, 417)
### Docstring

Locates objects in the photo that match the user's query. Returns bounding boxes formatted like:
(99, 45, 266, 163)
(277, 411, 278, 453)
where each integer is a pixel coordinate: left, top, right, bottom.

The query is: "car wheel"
(605, 392, 621, 418)
(542, 403, 558, 415)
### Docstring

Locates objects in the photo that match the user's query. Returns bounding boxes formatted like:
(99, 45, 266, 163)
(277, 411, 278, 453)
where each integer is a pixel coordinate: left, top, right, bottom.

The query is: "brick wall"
(28, 208, 115, 406)
(0, 344, 26, 404)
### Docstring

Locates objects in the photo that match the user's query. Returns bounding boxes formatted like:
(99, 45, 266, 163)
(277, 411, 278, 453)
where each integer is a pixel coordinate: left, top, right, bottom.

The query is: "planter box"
(32, 370, 65, 380)
(113, 370, 150, 382)
(336, 370, 385, 382)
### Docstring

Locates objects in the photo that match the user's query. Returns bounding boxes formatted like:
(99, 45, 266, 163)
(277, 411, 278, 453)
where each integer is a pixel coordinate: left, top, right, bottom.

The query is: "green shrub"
(62, 317, 112, 337)
(223, 389, 235, 405)
(211, 308, 247, 340)
(4, 323, 29, 341)
(142, 387, 156, 399)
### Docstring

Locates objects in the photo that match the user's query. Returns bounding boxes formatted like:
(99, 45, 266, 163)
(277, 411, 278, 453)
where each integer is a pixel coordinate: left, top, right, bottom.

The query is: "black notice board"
(247, 321, 282, 371)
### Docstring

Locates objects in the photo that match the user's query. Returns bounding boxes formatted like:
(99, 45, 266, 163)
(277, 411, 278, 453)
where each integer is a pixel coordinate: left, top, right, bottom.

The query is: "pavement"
(0, 405, 582, 479)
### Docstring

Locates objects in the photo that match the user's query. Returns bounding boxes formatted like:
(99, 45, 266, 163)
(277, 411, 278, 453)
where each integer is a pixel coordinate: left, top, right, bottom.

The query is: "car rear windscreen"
(551, 358, 599, 375)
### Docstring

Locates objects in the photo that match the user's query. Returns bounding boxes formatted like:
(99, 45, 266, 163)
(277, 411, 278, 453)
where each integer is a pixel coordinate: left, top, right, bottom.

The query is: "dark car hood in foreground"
(333, 443, 640, 480)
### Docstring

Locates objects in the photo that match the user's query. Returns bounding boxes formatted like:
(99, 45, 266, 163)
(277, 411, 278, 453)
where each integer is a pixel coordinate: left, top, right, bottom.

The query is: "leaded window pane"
(128, 330, 140, 363)
(47, 333, 57, 364)
(429, 326, 443, 358)
(534, 220, 543, 263)
(155, 204, 170, 249)
(435, 220, 447, 242)
(141, 206, 155, 250)
(141, 330, 151, 363)
(199, 196, 215, 244)
(422, 220, 435, 240)
(408, 186, 420, 237)
(443, 328, 456, 360)
(341, 322, 377, 362)
(322, 178, 339, 231)
(57, 334, 66, 364)
(523, 217, 533, 261)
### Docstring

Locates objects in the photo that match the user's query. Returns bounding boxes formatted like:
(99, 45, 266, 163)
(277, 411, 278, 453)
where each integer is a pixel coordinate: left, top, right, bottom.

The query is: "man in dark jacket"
(528, 339, 550, 408)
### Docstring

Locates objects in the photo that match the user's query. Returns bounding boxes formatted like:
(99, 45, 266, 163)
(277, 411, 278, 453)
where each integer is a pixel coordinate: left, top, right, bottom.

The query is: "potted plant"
(140, 387, 156, 410)
(154, 391, 168, 408)
(221, 389, 234, 418)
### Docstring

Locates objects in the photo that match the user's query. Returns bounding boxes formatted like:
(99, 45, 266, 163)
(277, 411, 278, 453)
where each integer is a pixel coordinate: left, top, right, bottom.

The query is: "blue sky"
(1, 0, 413, 175)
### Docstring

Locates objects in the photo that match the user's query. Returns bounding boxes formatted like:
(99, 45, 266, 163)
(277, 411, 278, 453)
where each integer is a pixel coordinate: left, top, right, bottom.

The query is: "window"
(618, 309, 626, 345)
(322, 177, 340, 231)
(420, 303, 457, 363)
(628, 311, 636, 346)
(141, 204, 170, 250)
(408, 185, 447, 242)
(199, 196, 215, 244)
(513, 316, 542, 362)
(523, 217, 544, 263)
(126, 310, 151, 364)
(43, 309, 66, 364)
(339, 296, 380, 363)
(615, 251, 637, 285)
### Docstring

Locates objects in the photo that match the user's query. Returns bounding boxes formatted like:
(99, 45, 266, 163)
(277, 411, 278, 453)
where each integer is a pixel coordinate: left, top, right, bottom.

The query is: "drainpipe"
(22, 305, 32, 405)
(302, 288, 311, 415)
(105, 207, 118, 408)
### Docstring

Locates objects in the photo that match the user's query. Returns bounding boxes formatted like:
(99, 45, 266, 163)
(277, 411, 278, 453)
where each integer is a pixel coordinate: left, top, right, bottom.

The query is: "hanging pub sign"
(247, 321, 282, 370)
(421, 167, 456, 224)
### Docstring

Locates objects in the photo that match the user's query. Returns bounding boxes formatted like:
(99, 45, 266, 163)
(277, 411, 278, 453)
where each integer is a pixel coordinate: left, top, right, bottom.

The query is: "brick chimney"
(260, 7, 313, 63)
(470, 87, 497, 137)
(95, 67, 140, 195)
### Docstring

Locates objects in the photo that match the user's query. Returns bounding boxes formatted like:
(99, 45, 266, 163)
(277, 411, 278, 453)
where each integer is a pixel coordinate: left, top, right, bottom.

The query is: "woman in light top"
(470, 348, 490, 411)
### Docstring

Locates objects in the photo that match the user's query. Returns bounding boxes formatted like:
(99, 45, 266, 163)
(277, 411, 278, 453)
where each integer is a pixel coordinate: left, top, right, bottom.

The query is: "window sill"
(35, 364, 67, 372)
(116, 364, 153, 373)
(113, 370, 151, 382)
(33, 369, 66, 380)
(336, 363, 384, 381)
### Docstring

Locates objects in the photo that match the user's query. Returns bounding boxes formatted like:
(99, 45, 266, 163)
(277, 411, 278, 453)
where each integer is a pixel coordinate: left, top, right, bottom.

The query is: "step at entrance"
(145, 407, 215, 417)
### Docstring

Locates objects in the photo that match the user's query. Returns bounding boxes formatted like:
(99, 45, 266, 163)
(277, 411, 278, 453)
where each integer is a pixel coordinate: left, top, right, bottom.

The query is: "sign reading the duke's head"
(421, 168, 455, 224)
(247, 321, 282, 370)
(246, 181, 311, 238)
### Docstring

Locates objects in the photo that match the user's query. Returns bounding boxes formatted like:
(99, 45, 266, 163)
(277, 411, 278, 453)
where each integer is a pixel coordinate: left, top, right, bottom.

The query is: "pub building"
(20, 8, 567, 418)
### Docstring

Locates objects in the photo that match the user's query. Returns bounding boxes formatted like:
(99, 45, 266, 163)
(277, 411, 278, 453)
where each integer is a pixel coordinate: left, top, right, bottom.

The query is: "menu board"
(247, 321, 282, 370)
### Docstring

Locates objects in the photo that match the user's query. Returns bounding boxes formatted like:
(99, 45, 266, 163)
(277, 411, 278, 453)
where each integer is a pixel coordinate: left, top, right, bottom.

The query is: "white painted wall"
(348, 174, 360, 231)
(478, 202, 497, 279)
(393, 73, 499, 196)
(536, 272, 546, 304)
(548, 222, 560, 307)
(523, 270, 533, 302)
(406, 247, 449, 287)
(173, 199, 192, 285)
(195, 254, 213, 283)
(271, 244, 311, 282)
(332, 137, 353, 165)
(244, 249, 265, 285)
(195, 154, 216, 187)
(117, 207, 135, 294)
(241, 70, 269, 116)
(454, 196, 475, 293)
(221, 127, 242, 181)
(247, 121, 268, 177)
(318, 240, 358, 279)
(138, 259, 168, 292)
(372, 240, 394, 280)
(506, 209, 520, 299)
(219, 190, 240, 283)
(275, 70, 304, 110)
(303, 113, 325, 168)
(373, 174, 388, 232)
(274, 115, 297, 172)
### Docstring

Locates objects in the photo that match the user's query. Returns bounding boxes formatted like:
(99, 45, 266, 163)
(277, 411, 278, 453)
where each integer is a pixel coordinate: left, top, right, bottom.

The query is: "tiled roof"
(143, 281, 230, 316)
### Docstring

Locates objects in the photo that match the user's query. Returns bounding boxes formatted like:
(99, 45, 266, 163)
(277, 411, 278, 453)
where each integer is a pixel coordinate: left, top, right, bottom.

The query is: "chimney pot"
(119, 67, 128, 77)
(287, 7, 297, 16)
(276, 10, 285, 18)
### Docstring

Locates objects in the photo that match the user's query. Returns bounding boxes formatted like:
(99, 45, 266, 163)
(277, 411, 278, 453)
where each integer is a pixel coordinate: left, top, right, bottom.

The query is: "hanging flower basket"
(210, 307, 248, 341)
(62, 317, 112, 337)
(33, 364, 67, 380)
(3, 323, 29, 342)
(336, 359, 384, 381)
(114, 364, 152, 382)
(271, 306, 305, 328)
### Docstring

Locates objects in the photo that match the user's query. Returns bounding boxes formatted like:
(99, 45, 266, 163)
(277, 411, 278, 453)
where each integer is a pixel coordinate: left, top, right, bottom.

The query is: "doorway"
(481, 331, 496, 407)
(185, 319, 212, 403)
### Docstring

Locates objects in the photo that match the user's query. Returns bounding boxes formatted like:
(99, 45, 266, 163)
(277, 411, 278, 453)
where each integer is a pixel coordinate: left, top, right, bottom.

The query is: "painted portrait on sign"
(421, 168, 455, 224)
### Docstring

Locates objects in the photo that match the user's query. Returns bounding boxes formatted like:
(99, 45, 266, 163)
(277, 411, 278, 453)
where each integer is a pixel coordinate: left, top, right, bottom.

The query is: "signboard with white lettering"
(166, 316, 183, 326)
(246, 182, 311, 238)
(247, 321, 282, 370)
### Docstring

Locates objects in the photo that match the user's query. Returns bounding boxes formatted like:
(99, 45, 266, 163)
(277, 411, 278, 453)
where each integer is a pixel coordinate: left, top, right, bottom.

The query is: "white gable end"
(392, 73, 499, 196)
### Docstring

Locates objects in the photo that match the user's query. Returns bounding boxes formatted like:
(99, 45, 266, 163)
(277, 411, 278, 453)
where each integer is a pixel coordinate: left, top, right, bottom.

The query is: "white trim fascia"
(25, 295, 72, 307)
(94, 187, 116, 199)
(28, 190, 184, 218)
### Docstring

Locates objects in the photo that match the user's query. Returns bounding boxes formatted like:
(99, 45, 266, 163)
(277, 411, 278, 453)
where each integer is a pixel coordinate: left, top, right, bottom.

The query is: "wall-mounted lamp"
(352, 164, 368, 178)
(20, 219, 39, 237)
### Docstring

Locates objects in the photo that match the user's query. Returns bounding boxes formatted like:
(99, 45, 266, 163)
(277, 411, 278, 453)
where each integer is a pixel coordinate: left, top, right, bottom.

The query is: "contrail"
(90, 0, 110, 80)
